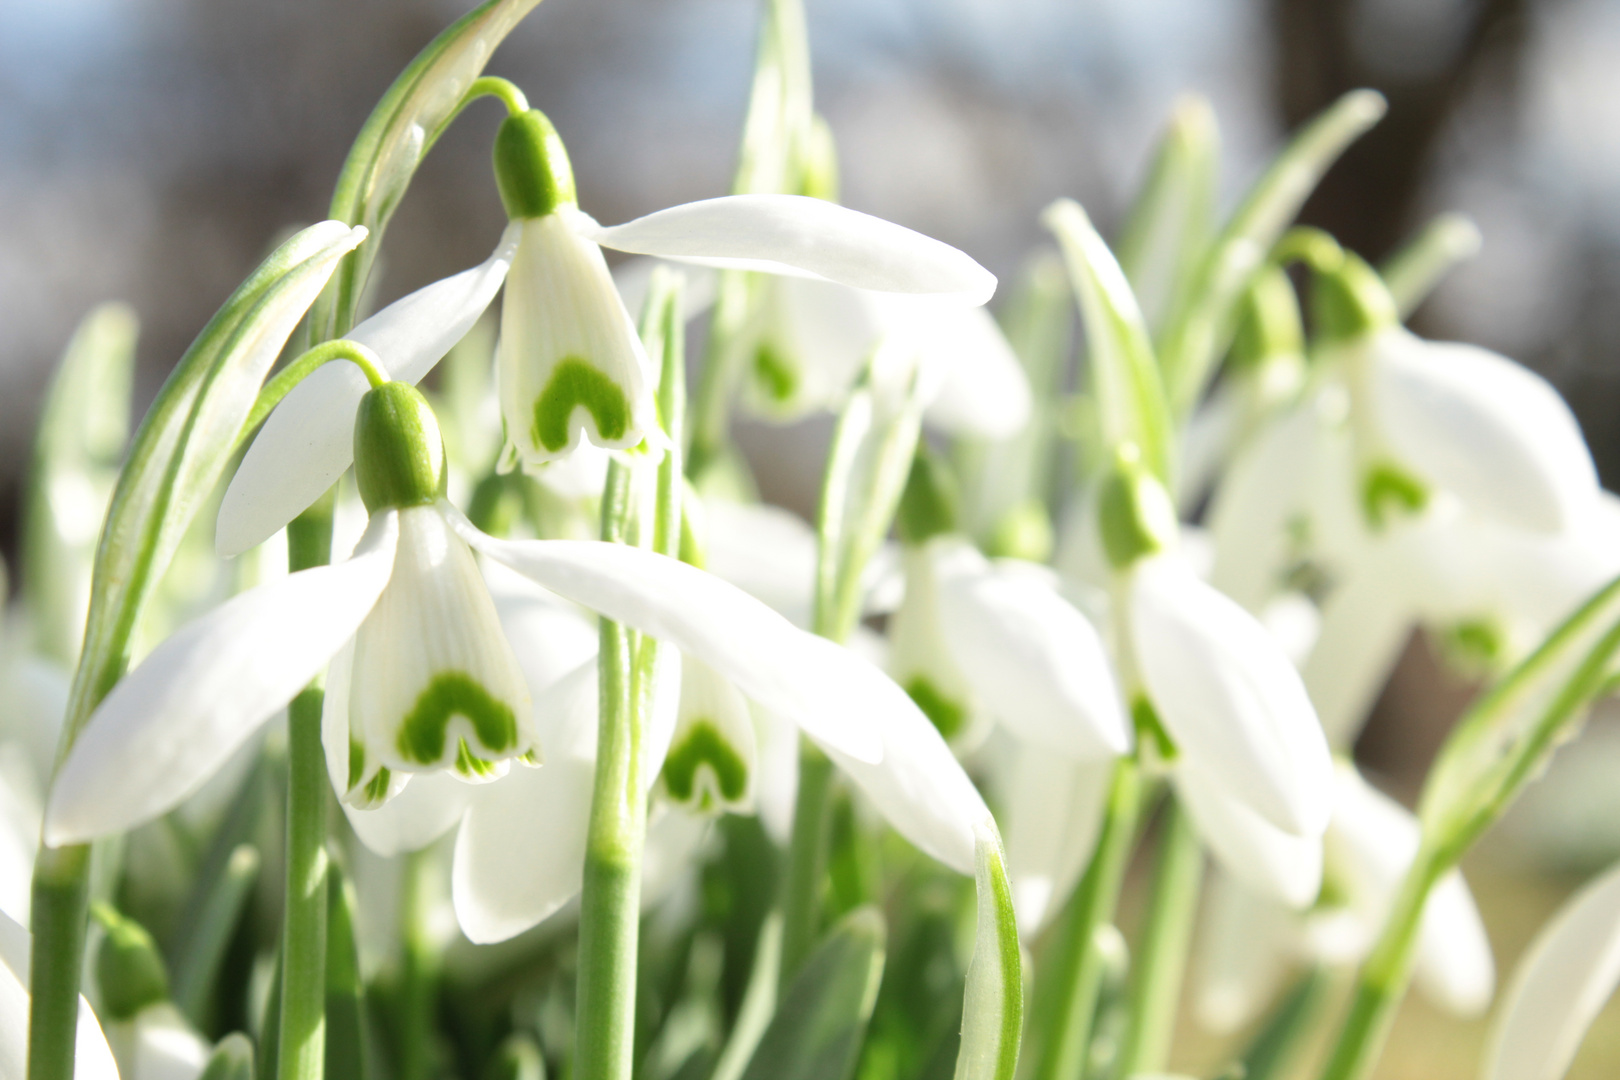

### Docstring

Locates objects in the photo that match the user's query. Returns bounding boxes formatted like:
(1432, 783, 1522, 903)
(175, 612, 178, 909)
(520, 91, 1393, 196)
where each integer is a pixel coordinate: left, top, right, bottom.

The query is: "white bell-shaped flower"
(0, 909, 120, 1080)
(659, 654, 758, 813)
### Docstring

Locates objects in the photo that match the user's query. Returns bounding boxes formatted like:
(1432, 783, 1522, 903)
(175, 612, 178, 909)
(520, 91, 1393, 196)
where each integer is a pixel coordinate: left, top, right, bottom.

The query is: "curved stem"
(1115, 795, 1203, 1077)
(464, 76, 530, 117)
(245, 339, 389, 442)
(1026, 757, 1142, 1080)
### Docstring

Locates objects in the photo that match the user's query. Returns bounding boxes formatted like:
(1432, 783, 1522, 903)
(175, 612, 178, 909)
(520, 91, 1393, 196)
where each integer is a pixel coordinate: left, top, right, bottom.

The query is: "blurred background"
(4, 0, 1620, 1074)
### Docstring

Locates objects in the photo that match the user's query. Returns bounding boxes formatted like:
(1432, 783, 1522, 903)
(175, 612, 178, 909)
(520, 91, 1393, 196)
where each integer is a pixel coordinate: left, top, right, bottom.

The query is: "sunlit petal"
(1177, 766, 1323, 909)
(45, 512, 399, 845)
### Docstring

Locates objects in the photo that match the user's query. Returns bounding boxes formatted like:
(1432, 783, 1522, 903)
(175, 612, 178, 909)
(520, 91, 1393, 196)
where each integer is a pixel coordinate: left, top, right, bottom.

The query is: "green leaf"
(1116, 96, 1218, 341)
(1159, 89, 1386, 420)
(1378, 211, 1481, 321)
(59, 221, 363, 762)
(952, 825, 1022, 1080)
(311, 0, 544, 340)
(25, 302, 137, 666)
(739, 907, 886, 1080)
(1043, 198, 1173, 485)
(172, 842, 262, 1028)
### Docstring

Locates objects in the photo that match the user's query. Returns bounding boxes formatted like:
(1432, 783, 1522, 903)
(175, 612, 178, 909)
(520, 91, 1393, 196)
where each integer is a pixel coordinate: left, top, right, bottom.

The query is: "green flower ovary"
(752, 341, 799, 403)
(662, 720, 750, 809)
(906, 675, 968, 741)
(532, 357, 632, 452)
(396, 671, 520, 767)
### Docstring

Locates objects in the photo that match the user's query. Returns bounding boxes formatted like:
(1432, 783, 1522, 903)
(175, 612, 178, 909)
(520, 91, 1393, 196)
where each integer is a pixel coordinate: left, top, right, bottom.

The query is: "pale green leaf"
(1379, 212, 1481, 321)
(953, 823, 1024, 1080)
(739, 907, 886, 1080)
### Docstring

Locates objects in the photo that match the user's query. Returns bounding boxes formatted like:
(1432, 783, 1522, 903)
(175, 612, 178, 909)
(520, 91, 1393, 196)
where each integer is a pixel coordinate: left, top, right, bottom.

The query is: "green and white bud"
(1097, 444, 1178, 571)
(354, 381, 448, 513)
(660, 654, 756, 813)
(344, 504, 539, 798)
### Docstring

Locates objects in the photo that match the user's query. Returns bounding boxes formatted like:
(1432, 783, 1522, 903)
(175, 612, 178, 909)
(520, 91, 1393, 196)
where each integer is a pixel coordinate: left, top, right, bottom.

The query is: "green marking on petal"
(532, 357, 631, 452)
(1361, 459, 1429, 530)
(752, 342, 798, 403)
(662, 720, 749, 806)
(905, 676, 967, 741)
(396, 671, 519, 766)
(358, 767, 393, 808)
(348, 738, 366, 791)
(455, 739, 503, 779)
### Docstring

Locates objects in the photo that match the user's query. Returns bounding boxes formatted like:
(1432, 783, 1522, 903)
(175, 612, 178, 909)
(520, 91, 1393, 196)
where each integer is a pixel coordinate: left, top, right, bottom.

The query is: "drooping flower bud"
(1097, 443, 1178, 571)
(1311, 250, 1398, 347)
(493, 108, 578, 221)
(353, 381, 448, 513)
(91, 904, 170, 1021)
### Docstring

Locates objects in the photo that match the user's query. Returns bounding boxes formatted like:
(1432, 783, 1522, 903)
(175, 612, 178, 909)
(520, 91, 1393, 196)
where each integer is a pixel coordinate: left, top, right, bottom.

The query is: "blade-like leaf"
(1044, 199, 1173, 484)
(1378, 211, 1481, 320)
(326, 863, 367, 1080)
(953, 824, 1023, 1080)
(739, 907, 887, 1080)
(59, 221, 363, 762)
(1116, 96, 1218, 342)
(25, 302, 138, 666)
(1159, 89, 1386, 420)
(311, 0, 543, 340)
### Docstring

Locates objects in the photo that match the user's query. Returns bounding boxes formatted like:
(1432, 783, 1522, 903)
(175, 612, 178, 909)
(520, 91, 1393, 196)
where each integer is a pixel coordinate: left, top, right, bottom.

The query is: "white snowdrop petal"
(0, 909, 121, 1080)
(701, 499, 818, 628)
(113, 1003, 212, 1080)
(817, 694, 990, 875)
(742, 277, 880, 421)
(1303, 561, 1420, 752)
(351, 507, 535, 780)
(1192, 870, 1297, 1033)
(499, 214, 654, 465)
(1485, 861, 1620, 1080)
(1177, 766, 1323, 909)
(888, 546, 980, 749)
(581, 195, 996, 303)
(1002, 749, 1113, 934)
(753, 706, 800, 846)
(934, 543, 1131, 758)
(1131, 555, 1334, 836)
(448, 509, 883, 764)
(45, 512, 399, 845)
(1372, 329, 1597, 534)
(897, 301, 1032, 438)
(1327, 767, 1493, 1017)
(217, 228, 520, 557)
(346, 775, 476, 858)
(452, 662, 597, 944)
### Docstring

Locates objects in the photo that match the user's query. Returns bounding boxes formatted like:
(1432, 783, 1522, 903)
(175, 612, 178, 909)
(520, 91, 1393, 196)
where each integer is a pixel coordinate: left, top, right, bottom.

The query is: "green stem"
(1316, 851, 1443, 1080)
(575, 460, 645, 1080)
(1026, 757, 1141, 1080)
(1115, 795, 1202, 1077)
(26, 844, 92, 1080)
(398, 848, 440, 1080)
(778, 744, 835, 987)
(278, 495, 335, 1080)
(686, 271, 752, 479)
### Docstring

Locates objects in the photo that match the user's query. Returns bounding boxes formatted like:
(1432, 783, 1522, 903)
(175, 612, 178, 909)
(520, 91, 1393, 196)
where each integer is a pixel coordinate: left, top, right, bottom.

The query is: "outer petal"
(1303, 548, 1422, 751)
(1326, 766, 1493, 1017)
(578, 195, 996, 304)
(887, 299, 1031, 439)
(217, 226, 521, 556)
(1371, 328, 1597, 534)
(0, 908, 121, 1080)
(701, 499, 818, 628)
(816, 687, 992, 874)
(933, 541, 1131, 758)
(447, 507, 883, 764)
(1131, 554, 1334, 837)
(45, 512, 399, 845)
(1002, 748, 1112, 934)
(1176, 766, 1323, 909)
(452, 661, 598, 943)
(1484, 860, 1620, 1080)
(1192, 870, 1298, 1033)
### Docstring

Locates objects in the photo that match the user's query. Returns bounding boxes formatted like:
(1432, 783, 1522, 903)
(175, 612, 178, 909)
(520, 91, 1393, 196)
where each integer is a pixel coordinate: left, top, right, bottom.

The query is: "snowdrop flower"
(1483, 859, 1620, 1080)
(0, 908, 120, 1079)
(1193, 764, 1493, 1033)
(217, 107, 996, 558)
(1099, 446, 1335, 903)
